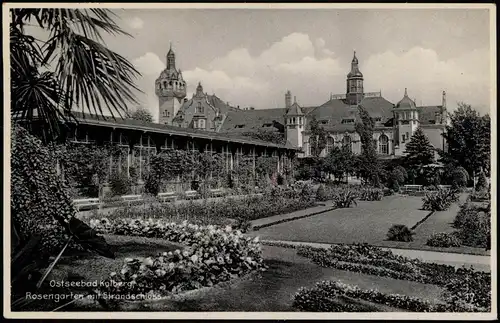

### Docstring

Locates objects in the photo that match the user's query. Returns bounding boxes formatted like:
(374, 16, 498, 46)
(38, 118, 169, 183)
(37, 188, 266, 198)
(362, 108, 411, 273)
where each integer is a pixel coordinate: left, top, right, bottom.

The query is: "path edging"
(252, 206, 336, 231)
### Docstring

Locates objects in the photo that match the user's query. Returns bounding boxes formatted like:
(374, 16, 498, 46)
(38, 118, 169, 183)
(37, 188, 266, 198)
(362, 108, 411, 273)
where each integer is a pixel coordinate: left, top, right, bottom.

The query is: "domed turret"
(395, 88, 417, 110)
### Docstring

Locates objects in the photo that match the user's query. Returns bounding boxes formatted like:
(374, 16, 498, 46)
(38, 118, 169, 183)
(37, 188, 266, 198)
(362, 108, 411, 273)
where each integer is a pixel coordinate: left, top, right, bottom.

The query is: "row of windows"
(157, 80, 185, 90)
(321, 134, 390, 155)
(286, 117, 304, 125)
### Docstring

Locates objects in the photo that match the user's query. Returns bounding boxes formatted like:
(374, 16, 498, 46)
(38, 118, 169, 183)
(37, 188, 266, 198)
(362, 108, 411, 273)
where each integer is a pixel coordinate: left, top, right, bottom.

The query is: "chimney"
(442, 90, 447, 108)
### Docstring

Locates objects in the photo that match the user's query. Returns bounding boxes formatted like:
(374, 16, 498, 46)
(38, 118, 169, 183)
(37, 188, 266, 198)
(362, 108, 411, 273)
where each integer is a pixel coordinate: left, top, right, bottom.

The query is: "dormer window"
(235, 124, 245, 129)
(374, 117, 382, 122)
(321, 120, 328, 125)
(341, 118, 355, 124)
(196, 102, 204, 114)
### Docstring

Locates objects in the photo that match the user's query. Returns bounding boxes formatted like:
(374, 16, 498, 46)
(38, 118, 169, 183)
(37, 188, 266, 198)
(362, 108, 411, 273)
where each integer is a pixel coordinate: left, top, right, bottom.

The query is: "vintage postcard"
(3, 2, 497, 320)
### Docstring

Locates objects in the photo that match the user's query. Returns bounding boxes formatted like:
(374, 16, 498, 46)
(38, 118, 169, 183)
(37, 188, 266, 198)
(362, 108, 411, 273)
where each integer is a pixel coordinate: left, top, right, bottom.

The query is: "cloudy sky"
(91, 7, 491, 119)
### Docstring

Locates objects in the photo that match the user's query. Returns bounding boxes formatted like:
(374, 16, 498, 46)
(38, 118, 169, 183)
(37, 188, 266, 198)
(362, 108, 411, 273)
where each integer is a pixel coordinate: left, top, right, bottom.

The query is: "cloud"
(132, 32, 490, 116)
(128, 17, 144, 30)
(132, 52, 165, 76)
(363, 47, 490, 111)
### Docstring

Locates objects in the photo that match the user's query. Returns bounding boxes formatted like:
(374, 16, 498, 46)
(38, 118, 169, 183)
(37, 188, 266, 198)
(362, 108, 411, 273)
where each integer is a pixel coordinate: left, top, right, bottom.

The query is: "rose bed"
(82, 218, 265, 309)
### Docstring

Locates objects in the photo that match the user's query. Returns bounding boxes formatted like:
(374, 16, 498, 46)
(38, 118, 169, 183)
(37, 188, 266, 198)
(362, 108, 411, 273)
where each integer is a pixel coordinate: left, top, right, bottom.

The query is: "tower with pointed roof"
(394, 88, 420, 154)
(346, 51, 364, 105)
(156, 43, 187, 125)
(284, 94, 304, 149)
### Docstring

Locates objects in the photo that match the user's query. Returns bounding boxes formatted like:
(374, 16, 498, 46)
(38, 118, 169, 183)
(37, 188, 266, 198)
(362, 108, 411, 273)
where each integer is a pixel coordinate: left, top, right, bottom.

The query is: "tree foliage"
(440, 103, 490, 177)
(404, 127, 435, 174)
(10, 9, 141, 141)
(323, 146, 354, 181)
(240, 129, 285, 145)
(128, 107, 154, 123)
(308, 116, 327, 157)
(355, 106, 381, 186)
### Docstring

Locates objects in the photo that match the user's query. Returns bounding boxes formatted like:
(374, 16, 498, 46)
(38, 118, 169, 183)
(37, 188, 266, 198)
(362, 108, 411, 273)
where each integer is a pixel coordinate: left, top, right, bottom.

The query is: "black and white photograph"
(4, 3, 496, 319)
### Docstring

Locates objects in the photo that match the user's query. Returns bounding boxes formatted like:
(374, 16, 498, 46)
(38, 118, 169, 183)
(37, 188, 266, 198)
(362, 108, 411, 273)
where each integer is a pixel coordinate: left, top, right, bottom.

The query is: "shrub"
(468, 190, 490, 202)
(426, 232, 462, 248)
(386, 224, 415, 242)
(315, 184, 328, 202)
(90, 219, 264, 299)
(331, 188, 358, 208)
(450, 167, 469, 189)
(300, 182, 316, 201)
(475, 170, 488, 192)
(453, 203, 490, 249)
(358, 188, 383, 201)
(109, 171, 132, 196)
(11, 125, 79, 254)
(422, 188, 460, 211)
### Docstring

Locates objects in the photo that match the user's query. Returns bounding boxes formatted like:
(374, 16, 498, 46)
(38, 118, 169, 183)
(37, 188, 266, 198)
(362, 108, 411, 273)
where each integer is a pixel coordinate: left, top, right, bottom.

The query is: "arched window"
(379, 134, 389, 155)
(326, 136, 334, 155)
(342, 135, 352, 152)
(199, 119, 206, 129)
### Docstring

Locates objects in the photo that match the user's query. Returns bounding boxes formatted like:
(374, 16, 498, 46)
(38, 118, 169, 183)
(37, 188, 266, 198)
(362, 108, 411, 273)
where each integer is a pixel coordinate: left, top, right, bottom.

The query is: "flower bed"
(293, 243, 491, 310)
(358, 188, 384, 201)
(89, 219, 265, 302)
(89, 191, 317, 225)
(293, 281, 488, 312)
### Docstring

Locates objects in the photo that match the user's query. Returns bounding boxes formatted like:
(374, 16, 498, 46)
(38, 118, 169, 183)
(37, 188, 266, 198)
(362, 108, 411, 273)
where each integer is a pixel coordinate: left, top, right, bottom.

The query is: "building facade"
(155, 47, 448, 160)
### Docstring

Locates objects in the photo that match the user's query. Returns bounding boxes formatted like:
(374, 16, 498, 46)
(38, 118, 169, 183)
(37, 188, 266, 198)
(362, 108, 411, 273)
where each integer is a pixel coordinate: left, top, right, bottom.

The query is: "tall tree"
(355, 106, 380, 186)
(308, 116, 327, 157)
(129, 107, 154, 123)
(403, 127, 435, 183)
(439, 103, 490, 177)
(10, 9, 141, 142)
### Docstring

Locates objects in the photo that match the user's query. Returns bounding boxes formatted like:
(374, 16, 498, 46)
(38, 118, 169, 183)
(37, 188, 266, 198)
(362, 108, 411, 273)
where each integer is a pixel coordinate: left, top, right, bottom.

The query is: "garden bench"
(158, 191, 177, 203)
(185, 190, 199, 200)
(402, 185, 423, 193)
(209, 188, 225, 197)
(121, 194, 143, 206)
(73, 198, 101, 211)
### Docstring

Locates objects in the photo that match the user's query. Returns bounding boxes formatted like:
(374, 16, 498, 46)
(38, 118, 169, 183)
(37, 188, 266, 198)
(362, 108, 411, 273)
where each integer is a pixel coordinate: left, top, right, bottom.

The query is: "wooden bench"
(185, 190, 199, 200)
(158, 191, 177, 203)
(121, 194, 143, 206)
(209, 188, 225, 197)
(402, 185, 423, 193)
(73, 198, 101, 211)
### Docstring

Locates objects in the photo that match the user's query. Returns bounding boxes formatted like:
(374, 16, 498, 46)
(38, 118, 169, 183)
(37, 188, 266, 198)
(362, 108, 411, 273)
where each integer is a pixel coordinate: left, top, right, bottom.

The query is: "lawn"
(252, 195, 430, 245)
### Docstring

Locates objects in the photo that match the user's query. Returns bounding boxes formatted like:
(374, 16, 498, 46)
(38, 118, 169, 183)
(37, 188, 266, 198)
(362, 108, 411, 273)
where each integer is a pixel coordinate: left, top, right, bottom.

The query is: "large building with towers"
(155, 47, 449, 159)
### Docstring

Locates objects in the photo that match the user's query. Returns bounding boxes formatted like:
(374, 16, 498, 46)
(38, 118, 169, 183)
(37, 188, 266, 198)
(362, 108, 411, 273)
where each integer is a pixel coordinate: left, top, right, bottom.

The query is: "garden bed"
(290, 243, 491, 312)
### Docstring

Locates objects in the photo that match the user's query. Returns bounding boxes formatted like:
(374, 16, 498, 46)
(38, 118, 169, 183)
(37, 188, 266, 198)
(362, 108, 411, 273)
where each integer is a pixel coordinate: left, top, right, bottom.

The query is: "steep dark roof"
(417, 105, 443, 125)
(285, 102, 304, 116)
(219, 108, 285, 132)
(306, 96, 395, 131)
(395, 88, 417, 110)
(63, 112, 297, 150)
